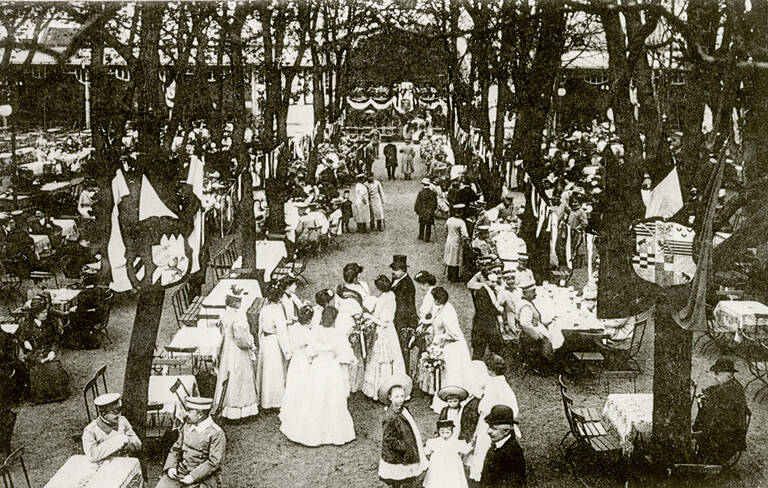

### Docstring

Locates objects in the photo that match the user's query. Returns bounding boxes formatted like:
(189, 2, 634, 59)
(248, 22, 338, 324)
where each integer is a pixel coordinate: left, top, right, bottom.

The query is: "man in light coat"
(367, 173, 385, 232)
(353, 173, 371, 233)
(82, 393, 142, 462)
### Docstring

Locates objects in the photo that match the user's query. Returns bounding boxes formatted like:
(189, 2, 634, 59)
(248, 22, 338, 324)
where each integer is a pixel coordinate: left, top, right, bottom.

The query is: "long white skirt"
(431, 339, 472, 413)
(363, 323, 406, 401)
(257, 334, 287, 409)
(279, 348, 311, 437)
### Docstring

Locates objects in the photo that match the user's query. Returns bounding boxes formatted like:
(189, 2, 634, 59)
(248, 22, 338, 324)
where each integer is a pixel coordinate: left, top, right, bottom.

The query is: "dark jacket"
(472, 286, 502, 337)
(384, 144, 398, 168)
(439, 396, 480, 442)
(480, 436, 526, 488)
(414, 188, 437, 221)
(391, 274, 417, 332)
(381, 407, 420, 466)
(693, 377, 748, 463)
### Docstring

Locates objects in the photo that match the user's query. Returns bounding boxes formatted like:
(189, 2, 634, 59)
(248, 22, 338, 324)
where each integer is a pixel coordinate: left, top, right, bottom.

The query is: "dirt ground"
(11, 150, 768, 488)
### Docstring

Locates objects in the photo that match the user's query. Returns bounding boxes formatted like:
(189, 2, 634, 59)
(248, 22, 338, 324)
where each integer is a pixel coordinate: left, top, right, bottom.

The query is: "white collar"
(494, 434, 512, 448)
(391, 274, 407, 287)
(190, 416, 213, 433)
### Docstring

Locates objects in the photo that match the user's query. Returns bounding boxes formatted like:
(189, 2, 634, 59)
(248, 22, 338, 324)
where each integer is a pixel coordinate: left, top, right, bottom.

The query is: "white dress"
(429, 302, 473, 413)
(335, 296, 365, 394)
(353, 182, 371, 225)
(257, 302, 291, 409)
(279, 322, 312, 438)
(363, 291, 406, 400)
(423, 437, 471, 488)
(287, 326, 356, 446)
(215, 307, 259, 419)
(444, 217, 468, 267)
(466, 374, 520, 481)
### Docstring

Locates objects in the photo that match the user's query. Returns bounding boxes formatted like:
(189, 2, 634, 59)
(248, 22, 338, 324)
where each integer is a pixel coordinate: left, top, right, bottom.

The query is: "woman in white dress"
(312, 288, 335, 328)
(214, 292, 259, 420)
(289, 306, 356, 446)
(280, 276, 305, 323)
(428, 287, 473, 413)
(335, 285, 365, 394)
(413, 270, 437, 323)
(280, 305, 315, 439)
(257, 285, 291, 410)
(444, 205, 469, 282)
(340, 262, 370, 305)
(467, 354, 520, 482)
(363, 275, 406, 401)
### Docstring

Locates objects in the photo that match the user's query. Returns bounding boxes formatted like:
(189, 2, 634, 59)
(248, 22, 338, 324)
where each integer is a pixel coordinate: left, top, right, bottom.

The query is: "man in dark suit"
(467, 270, 506, 360)
(414, 179, 437, 242)
(383, 143, 398, 180)
(390, 255, 417, 375)
(693, 357, 749, 464)
(481, 405, 526, 487)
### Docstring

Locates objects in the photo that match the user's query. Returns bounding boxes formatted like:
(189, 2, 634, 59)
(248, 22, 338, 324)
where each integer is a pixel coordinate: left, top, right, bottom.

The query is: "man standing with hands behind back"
(414, 178, 437, 242)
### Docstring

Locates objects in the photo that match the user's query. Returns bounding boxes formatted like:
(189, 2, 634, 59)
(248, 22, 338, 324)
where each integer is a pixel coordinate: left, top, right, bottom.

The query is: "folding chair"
(211, 374, 229, 423)
(1, 447, 30, 488)
(82, 364, 108, 423)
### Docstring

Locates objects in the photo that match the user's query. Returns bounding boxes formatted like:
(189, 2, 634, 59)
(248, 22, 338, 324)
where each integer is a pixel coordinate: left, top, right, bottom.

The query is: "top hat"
(389, 255, 408, 270)
(710, 357, 738, 373)
(485, 404, 518, 426)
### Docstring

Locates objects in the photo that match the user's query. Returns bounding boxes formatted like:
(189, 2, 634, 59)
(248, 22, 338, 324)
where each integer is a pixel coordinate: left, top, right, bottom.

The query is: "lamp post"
(0, 104, 15, 209)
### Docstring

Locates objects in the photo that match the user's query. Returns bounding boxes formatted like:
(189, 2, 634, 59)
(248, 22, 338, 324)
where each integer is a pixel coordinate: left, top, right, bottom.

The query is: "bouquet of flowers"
(349, 313, 377, 359)
(418, 344, 445, 394)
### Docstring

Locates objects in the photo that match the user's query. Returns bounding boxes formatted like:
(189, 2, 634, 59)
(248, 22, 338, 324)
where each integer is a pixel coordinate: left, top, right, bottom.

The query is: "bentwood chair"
(82, 364, 108, 423)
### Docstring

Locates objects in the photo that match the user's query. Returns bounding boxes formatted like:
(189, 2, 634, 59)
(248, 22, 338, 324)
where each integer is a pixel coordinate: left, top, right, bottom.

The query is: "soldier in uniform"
(693, 357, 749, 464)
(157, 397, 226, 488)
(81, 393, 142, 462)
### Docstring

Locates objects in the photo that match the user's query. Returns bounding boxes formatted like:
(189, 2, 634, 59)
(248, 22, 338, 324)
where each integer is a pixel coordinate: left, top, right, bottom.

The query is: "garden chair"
(1, 447, 30, 488)
(82, 364, 108, 423)
(557, 375, 604, 447)
(211, 374, 229, 423)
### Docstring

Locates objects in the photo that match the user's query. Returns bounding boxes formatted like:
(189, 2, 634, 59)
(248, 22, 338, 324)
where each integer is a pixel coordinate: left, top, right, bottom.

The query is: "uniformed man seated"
(693, 357, 749, 464)
(157, 397, 226, 488)
(82, 393, 142, 462)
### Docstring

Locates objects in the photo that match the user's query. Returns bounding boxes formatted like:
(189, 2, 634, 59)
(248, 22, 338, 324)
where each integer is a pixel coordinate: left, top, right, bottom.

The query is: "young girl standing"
(423, 419, 471, 488)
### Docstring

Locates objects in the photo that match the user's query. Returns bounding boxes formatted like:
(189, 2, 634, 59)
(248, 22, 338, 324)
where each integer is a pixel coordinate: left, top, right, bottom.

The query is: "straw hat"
(378, 374, 412, 404)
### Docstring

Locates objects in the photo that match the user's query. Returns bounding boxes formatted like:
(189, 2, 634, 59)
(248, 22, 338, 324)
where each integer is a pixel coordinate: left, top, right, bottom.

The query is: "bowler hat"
(485, 404, 518, 426)
(710, 357, 738, 373)
(389, 255, 408, 270)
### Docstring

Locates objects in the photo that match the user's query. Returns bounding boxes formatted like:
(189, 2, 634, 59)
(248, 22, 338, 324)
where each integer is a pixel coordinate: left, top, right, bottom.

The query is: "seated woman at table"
(27, 209, 55, 236)
(64, 274, 108, 350)
(82, 393, 142, 462)
(20, 296, 70, 403)
(516, 276, 554, 374)
(214, 289, 259, 421)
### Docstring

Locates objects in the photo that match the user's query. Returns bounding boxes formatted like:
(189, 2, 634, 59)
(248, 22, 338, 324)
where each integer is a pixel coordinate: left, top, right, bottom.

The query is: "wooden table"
(601, 393, 653, 455)
(44, 456, 143, 488)
(167, 326, 222, 364)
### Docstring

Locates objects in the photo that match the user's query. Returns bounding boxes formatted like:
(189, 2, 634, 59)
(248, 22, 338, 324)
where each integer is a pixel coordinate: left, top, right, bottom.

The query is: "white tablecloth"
(201, 279, 261, 312)
(531, 285, 604, 350)
(255, 239, 287, 282)
(713, 300, 768, 342)
(601, 393, 653, 455)
(167, 326, 222, 361)
(19, 160, 50, 175)
(45, 288, 81, 313)
(148, 375, 197, 425)
(51, 218, 79, 241)
(30, 233, 52, 258)
(44, 456, 143, 488)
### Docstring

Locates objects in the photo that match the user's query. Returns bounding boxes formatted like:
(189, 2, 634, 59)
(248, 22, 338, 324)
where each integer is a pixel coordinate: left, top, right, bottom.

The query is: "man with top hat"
(693, 357, 748, 464)
(480, 405, 526, 487)
(378, 374, 427, 487)
(390, 255, 417, 375)
(414, 178, 437, 242)
(353, 173, 371, 233)
(82, 393, 142, 462)
(157, 397, 226, 488)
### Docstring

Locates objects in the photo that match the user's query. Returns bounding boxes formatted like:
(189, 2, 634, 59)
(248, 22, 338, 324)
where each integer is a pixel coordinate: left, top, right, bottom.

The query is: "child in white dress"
(423, 420, 471, 488)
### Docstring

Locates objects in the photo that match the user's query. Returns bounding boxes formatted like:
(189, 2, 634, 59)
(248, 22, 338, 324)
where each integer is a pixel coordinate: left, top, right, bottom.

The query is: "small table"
(601, 393, 653, 455)
(713, 300, 768, 342)
(46, 288, 82, 314)
(255, 240, 287, 282)
(44, 456, 143, 488)
(51, 218, 80, 241)
(201, 278, 262, 315)
(30, 234, 52, 259)
(148, 375, 198, 429)
(167, 326, 222, 365)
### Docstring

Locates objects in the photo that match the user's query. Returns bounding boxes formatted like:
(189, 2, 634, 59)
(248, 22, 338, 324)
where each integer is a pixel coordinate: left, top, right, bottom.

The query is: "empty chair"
(82, 364, 108, 423)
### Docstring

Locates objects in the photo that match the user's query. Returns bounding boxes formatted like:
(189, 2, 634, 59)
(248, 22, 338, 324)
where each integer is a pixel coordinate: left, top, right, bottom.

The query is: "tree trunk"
(135, 3, 164, 166)
(122, 287, 165, 439)
(652, 287, 694, 465)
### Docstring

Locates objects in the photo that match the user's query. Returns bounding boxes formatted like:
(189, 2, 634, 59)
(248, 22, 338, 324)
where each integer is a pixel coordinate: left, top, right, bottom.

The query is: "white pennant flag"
(139, 175, 179, 221)
(108, 169, 132, 292)
(702, 104, 713, 133)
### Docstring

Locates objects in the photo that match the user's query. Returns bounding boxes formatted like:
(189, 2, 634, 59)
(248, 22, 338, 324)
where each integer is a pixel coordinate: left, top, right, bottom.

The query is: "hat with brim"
(485, 404, 518, 426)
(186, 396, 213, 411)
(517, 272, 535, 290)
(421, 178, 431, 186)
(437, 385, 469, 402)
(710, 357, 737, 373)
(389, 254, 408, 270)
(94, 392, 122, 408)
(378, 374, 412, 404)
